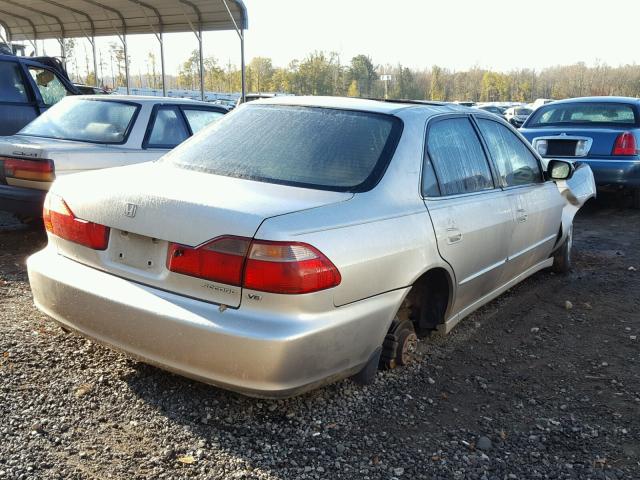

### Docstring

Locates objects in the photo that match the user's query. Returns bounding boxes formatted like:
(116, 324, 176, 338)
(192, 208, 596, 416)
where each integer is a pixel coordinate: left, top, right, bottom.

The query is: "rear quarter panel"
(255, 108, 453, 309)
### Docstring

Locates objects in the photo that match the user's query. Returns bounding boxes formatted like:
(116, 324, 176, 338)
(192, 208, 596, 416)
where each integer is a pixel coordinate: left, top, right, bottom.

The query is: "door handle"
(516, 208, 528, 223)
(446, 227, 463, 244)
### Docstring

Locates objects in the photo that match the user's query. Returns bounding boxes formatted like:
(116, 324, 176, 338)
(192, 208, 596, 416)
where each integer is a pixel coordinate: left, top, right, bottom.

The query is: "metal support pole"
(240, 30, 245, 103)
(198, 28, 204, 100)
(92, 37, 98, 86)
(58, 39, 65, 68)
(122, 35, 130, 94)
(159, 32, 166, 96)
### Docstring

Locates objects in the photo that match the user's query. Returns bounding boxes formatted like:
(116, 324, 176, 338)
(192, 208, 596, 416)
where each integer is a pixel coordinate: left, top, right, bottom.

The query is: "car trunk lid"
(50, 162, 353, 307)
(523, 127, 636, 157)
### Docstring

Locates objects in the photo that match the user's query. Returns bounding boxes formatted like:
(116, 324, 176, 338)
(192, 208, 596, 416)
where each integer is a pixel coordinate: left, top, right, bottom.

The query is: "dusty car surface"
(27, 96, 595, 398)
(0, 95, 227, 219)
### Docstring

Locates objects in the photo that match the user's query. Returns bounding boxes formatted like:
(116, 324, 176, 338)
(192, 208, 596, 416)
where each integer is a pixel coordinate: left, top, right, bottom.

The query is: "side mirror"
(547, 159, 574, 181)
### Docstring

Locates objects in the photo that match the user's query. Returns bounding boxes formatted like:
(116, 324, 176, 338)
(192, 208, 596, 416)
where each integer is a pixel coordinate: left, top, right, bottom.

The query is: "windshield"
(515, 108, 533, 116)
(162, 104, 402, 192)
(20, 98, 139, 144)
(527, 102, 638, 127)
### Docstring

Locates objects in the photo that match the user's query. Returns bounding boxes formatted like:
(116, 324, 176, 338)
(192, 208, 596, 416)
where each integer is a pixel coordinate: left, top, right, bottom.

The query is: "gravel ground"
(0, 199, 639, 480)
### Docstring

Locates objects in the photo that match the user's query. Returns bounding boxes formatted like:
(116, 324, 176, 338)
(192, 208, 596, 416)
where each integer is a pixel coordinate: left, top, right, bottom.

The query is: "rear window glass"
(162, 105, 402, 192)
(528, 102, 637, 126)
(20, 98, 138, 144)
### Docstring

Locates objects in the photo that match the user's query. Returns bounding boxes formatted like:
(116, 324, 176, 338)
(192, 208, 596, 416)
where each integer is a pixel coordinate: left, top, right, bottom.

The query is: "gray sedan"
(27, 96, 595, 397)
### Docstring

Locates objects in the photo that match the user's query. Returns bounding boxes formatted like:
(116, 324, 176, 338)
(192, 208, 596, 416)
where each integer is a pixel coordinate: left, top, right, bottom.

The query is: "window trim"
(18, 98, 142, 146)
(421, 113, 499, 199)
(472, 114, 546, 190)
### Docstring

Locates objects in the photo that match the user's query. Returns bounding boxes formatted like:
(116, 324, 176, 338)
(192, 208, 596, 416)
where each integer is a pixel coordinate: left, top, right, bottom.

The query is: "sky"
(8, 0, 640, 77)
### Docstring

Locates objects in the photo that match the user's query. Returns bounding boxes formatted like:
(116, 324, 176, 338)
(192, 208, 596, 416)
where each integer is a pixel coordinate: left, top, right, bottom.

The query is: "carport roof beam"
(1, 1, 248, 98)
(0, 0, 247, 40)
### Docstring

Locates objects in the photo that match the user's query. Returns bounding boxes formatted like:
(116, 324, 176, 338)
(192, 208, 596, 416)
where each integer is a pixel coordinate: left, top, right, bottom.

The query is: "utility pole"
(380, 74, 392, 99)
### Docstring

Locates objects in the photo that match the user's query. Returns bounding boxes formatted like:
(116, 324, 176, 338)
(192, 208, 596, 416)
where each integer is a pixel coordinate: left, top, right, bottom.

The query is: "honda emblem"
(124, 203, 138, 218)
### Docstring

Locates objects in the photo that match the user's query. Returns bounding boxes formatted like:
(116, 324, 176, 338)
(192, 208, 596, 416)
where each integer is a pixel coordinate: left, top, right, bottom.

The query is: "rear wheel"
(552, 225, 573, 274)
(379, 317, 417, 370)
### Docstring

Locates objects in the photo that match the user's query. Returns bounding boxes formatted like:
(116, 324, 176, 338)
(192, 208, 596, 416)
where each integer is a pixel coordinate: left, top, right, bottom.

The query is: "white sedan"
(0, 95, 227, 220)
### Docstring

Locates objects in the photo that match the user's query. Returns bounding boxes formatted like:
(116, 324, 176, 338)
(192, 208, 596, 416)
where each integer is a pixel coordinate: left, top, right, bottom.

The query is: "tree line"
(70, 44, 640, 101)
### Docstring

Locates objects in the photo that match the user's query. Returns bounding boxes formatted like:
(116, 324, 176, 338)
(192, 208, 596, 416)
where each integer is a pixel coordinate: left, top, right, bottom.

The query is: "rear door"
(0, 60, 39, 135)
(423, 115, 512, 313)
(475, 117, 564, 281)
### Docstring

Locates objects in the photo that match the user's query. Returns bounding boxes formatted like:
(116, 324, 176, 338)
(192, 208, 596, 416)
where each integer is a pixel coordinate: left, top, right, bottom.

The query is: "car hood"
(51, 162, 354, 247)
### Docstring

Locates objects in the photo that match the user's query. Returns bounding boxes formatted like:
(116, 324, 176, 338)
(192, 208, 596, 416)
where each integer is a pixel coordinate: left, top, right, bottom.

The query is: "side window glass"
(0, 62, 28, 102)
(28, 67, 70, 105)
(147, 107, 189, 148)
(477, 119, 543, 186)
(422, 146, 440, 197)
(427, 118, 494, 196)
(183, 108, 224, 134)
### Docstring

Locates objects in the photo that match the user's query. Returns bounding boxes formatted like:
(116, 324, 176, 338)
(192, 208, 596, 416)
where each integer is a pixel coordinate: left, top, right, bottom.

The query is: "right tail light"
(167, 237, 341, 294)
(612, 132, 637, 156)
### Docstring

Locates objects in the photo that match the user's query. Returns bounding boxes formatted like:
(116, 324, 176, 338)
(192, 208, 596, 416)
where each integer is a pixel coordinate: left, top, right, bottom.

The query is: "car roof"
(548, 96, 640, 105)
(72, 95, 215, 106)
(0, 53, 51, 67)
(250, 95, 470, 115)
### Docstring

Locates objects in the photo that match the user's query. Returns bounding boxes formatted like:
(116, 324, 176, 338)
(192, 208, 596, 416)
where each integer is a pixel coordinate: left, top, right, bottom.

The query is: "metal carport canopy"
(0, 0, 248, 99)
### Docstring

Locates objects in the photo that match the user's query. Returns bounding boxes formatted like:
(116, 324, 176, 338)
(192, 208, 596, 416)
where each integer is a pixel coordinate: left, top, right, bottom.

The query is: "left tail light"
(43, 194, 109, 250)
(1, 157, 54, 182)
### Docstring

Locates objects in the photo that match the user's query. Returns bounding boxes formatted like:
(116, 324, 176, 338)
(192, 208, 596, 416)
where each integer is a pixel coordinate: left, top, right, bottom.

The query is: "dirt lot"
(0, 199, 639, 480)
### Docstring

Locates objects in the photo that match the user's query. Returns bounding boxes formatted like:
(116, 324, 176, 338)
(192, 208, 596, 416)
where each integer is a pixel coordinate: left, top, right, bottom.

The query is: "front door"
(475, 117, 564, 281)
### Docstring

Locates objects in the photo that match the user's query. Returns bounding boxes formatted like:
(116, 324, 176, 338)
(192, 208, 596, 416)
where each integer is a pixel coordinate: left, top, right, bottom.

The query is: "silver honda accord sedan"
(27, 96, 595, 398)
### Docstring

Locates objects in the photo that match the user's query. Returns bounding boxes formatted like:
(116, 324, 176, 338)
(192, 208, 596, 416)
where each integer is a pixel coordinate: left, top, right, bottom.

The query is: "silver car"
(27, 96, 595, 398)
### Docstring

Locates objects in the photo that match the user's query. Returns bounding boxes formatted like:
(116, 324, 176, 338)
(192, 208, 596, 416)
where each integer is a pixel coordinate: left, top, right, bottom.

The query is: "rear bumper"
(0, 184, 46, 216)
(575, 159, 640, 188)
(27, 248, 406, 398)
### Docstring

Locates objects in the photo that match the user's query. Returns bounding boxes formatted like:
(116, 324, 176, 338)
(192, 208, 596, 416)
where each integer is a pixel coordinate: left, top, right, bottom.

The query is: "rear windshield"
(162, 104, 402, 192)
(528, 102, 638, 127)
(19, 98, 139, 144)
